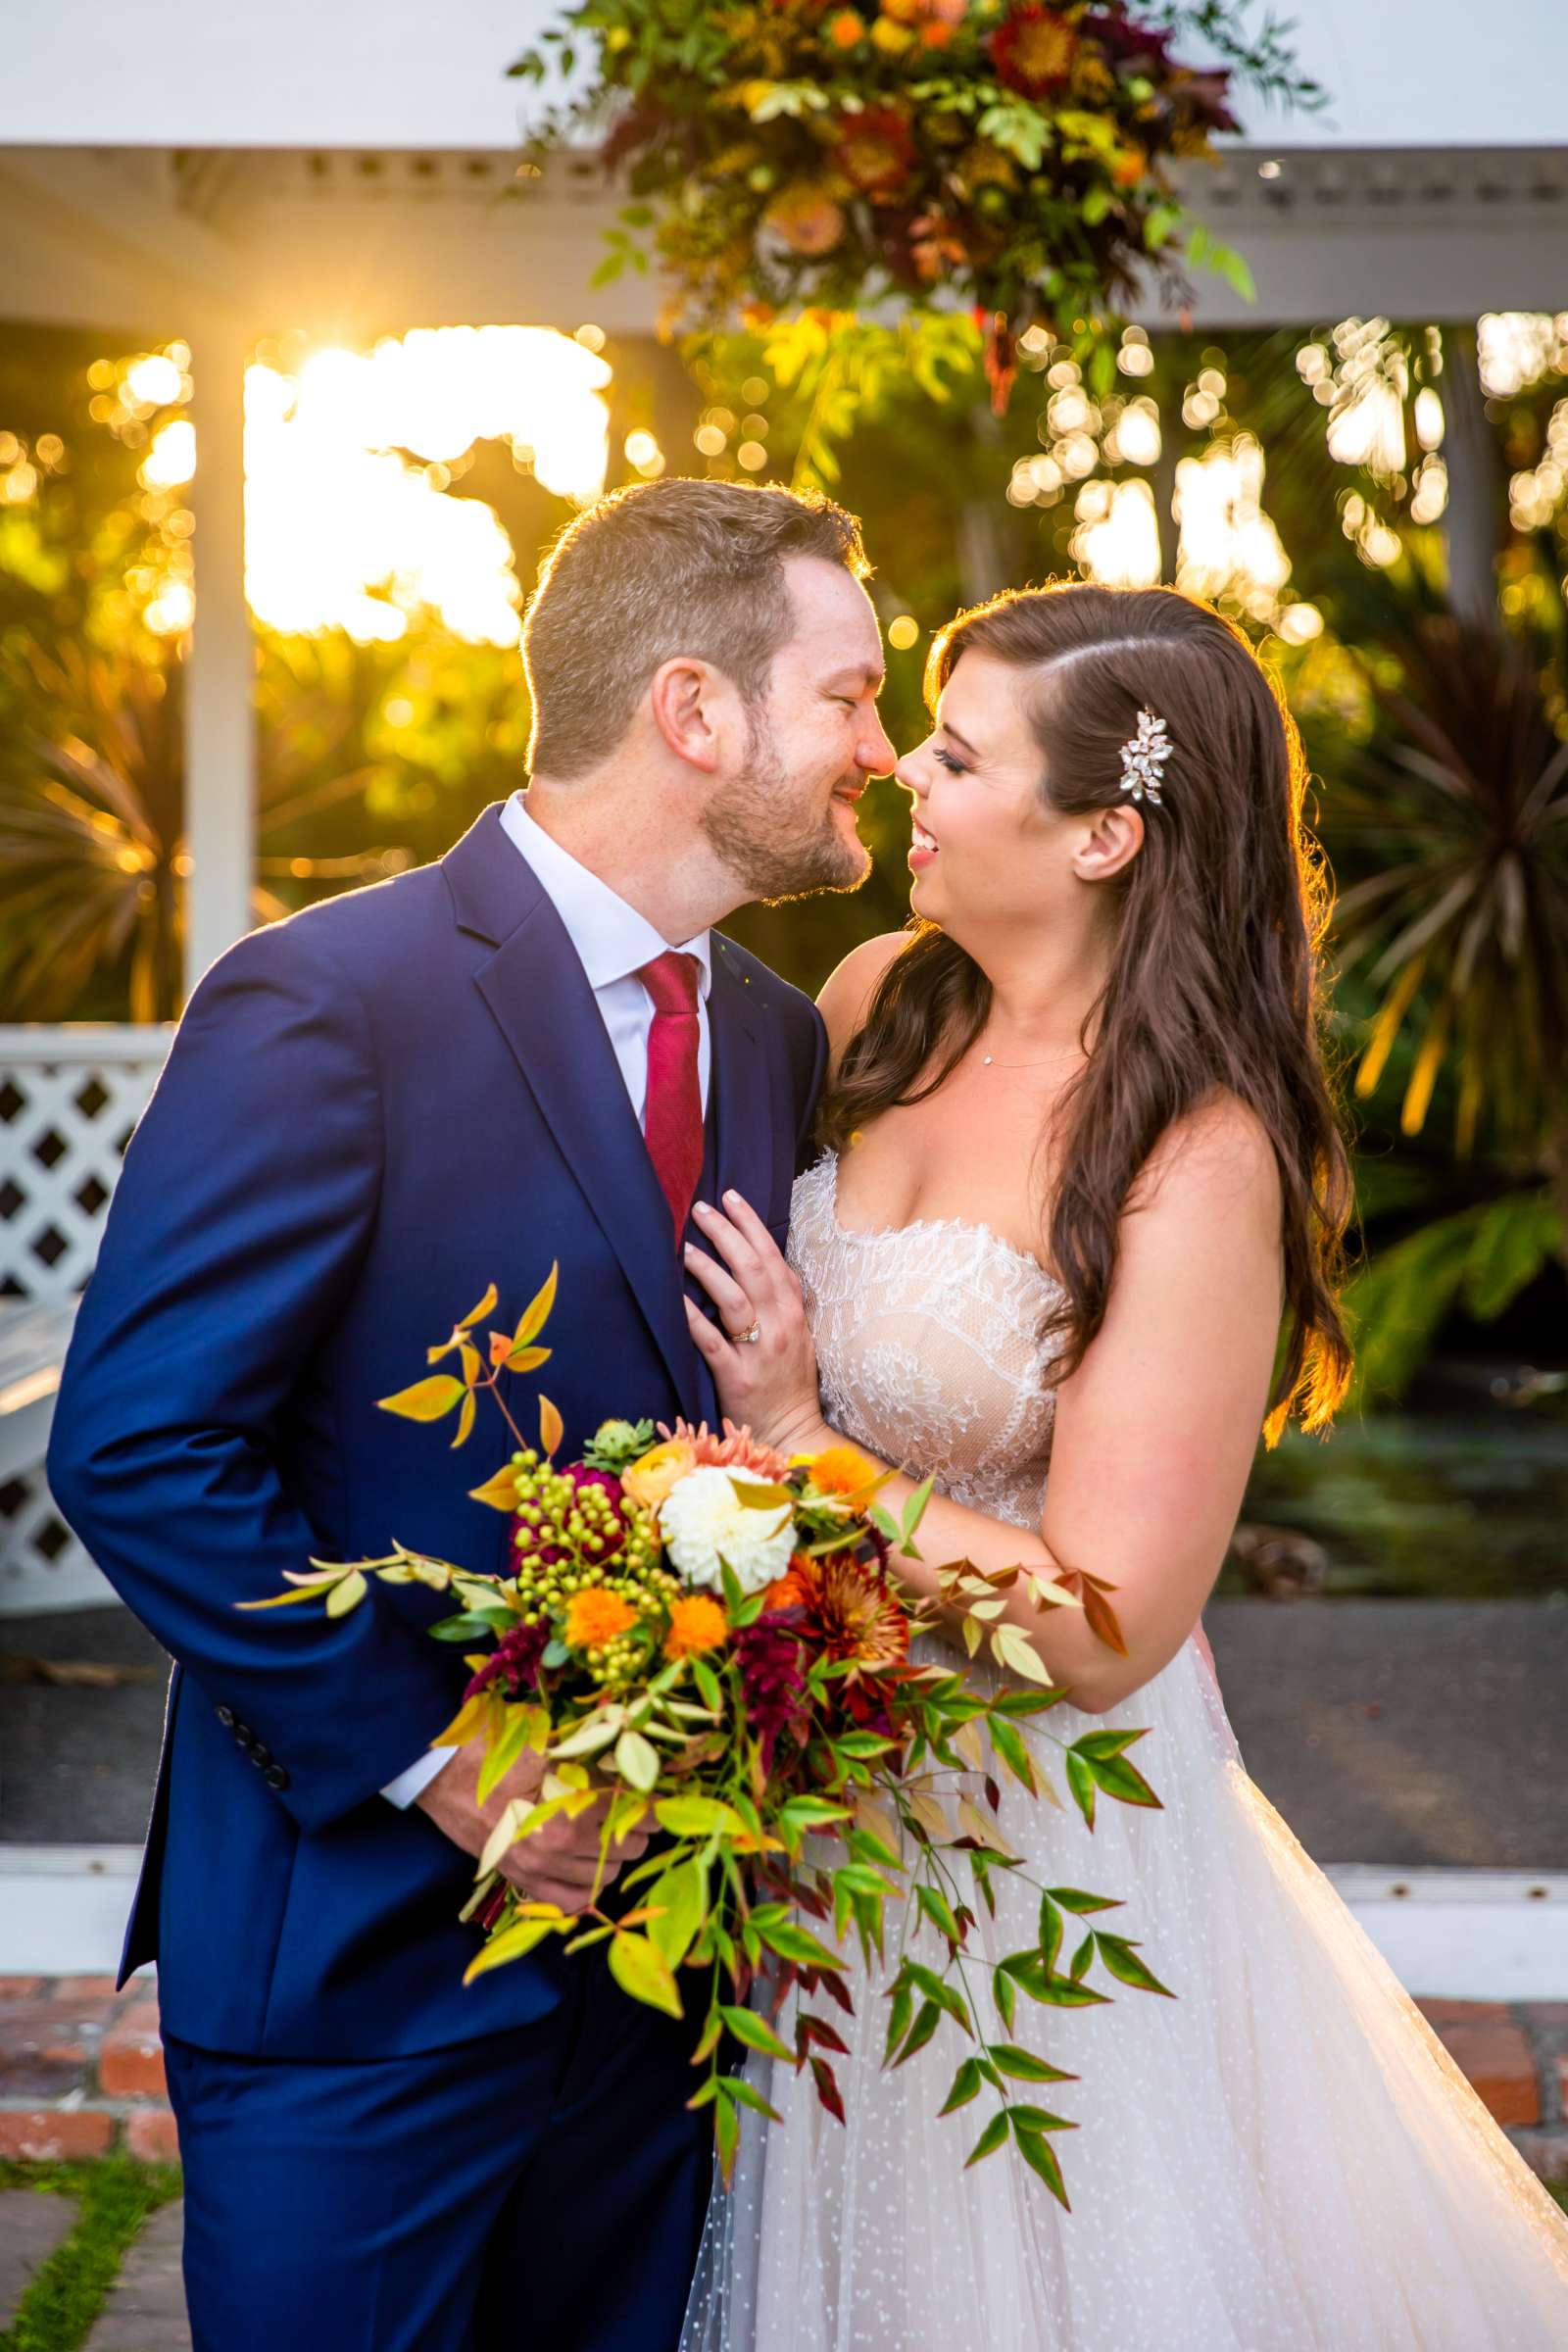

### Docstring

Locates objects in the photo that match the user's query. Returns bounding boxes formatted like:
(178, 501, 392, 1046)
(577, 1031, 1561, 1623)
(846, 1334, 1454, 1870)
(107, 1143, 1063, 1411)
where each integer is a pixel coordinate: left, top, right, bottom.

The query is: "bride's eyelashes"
(933, 746, 968, 775)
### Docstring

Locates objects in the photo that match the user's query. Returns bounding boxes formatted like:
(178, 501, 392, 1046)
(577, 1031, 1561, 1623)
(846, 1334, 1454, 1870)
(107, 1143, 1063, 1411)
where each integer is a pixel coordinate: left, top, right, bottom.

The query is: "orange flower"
(662, 1418, 790, 1481)
(800, 1444, 881, 1507)
(564, 1587, 639, 1648)
(763, 183, 848, 258)
(825, 8, 865, 45)
(664, 1593, 731, 1660)
(622, 1437, 697, 1510)
(793, 1551, 909, 1677)
(762, 1556, 813, 1612)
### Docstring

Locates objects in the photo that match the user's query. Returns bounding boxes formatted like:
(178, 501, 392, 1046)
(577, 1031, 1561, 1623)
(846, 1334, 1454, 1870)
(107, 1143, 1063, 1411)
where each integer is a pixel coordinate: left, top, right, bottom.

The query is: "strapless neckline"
(822, 1149, 1064, 1297)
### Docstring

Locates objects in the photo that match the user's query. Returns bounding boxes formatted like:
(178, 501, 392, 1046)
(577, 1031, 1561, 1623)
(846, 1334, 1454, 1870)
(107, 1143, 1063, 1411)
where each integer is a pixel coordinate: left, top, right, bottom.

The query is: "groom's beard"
(700, 712, 870, 904)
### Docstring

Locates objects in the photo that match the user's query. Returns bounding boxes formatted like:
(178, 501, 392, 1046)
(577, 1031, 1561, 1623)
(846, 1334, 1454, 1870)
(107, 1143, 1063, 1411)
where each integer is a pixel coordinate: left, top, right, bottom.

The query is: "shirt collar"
(500, 791, 712, 1001)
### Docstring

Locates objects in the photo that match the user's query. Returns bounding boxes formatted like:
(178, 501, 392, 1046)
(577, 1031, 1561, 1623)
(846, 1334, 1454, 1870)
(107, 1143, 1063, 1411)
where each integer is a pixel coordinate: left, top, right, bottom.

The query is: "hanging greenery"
(511, 2, 1324, 408)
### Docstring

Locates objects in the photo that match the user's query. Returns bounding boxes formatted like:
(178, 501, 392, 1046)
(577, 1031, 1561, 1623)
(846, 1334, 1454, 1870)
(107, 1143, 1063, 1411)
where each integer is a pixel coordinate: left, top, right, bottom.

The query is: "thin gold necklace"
(977, 1045, 1070, 1070)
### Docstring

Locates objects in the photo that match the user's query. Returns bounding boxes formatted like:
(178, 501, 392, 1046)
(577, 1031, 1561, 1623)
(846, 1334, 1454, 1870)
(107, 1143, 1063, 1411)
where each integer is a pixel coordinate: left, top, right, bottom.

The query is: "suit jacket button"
(216, 1704, 236, 1729)
(264, 1764, 290, 1790)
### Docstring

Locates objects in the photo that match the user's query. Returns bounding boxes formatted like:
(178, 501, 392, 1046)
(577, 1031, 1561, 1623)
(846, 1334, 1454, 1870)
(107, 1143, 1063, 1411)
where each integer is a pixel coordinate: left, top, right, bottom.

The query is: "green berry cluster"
(507, 1449, 680, 1648)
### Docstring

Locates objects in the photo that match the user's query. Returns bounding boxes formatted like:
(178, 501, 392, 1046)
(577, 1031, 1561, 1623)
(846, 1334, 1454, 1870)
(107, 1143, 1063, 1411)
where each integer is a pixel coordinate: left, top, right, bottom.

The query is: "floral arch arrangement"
(513, 2, 1323, 407)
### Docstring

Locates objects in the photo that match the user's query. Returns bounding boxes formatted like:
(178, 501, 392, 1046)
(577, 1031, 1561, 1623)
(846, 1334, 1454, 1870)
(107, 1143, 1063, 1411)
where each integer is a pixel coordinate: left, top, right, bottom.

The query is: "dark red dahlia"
(835, 106, 916, 198)
(1076, 10, 1178, 73)
(463, 1617, 550, 1701)
(990, 6, 1079, 98)
(734, 1608, 810, 1775)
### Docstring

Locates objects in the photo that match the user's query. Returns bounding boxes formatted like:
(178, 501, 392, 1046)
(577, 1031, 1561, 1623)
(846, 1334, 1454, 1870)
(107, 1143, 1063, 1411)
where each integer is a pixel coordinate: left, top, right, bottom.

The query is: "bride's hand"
(682, 1192, 827, 1456)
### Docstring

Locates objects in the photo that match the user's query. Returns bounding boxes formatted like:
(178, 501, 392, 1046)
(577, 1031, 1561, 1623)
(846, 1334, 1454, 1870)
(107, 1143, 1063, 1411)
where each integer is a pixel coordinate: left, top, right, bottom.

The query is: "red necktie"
(638, 951, 705, 1246)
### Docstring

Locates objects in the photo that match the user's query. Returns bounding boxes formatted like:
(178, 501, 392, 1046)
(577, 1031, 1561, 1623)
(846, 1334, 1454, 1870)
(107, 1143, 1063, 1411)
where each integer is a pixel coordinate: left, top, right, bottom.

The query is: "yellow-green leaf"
(614, 1728, 661, 1792)
(646, 1856, 708, 1970)
(378, 1375, 466, 1423)
(324, 1569, 368, 1618)
(459, 1343, 481, 1389)
(478, 1796, 531, 1877)
(468, 1462, 522, 1513)
(507, 1344, 552, 1375)
(432, 1690, 496, 1749)
(459, 1282, 499, 1331)
(550, 1709, 624, 1760)
(513, 1263, 560, 1351)
(539, 1395, 564, 1459)
(236, 1581, 338, 1611)
(990, 1622, 1054, 1685)
(609, 1929, 684, 2018)
(462, 1914, 561, 1984)
(656, 1794, 746, 1838)
(451, 1391, 477, 1450)
(728, 1478, 793, 1512)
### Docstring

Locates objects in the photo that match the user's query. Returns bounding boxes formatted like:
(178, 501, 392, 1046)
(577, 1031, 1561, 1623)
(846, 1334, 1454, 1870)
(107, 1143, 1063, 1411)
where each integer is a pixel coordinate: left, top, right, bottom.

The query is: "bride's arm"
(684, 1097, 1280, 1714)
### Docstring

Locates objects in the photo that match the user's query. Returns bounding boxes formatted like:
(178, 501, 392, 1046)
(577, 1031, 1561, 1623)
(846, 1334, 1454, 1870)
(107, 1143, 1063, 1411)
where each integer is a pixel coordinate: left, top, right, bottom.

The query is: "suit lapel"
(708, 937, 784, 1231)
(445, 808, 701, 1412)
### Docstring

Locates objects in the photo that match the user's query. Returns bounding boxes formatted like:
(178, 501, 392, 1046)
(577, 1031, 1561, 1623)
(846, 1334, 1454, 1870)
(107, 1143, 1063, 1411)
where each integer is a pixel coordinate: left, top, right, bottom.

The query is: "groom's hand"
(415, 1737, 651, 1915)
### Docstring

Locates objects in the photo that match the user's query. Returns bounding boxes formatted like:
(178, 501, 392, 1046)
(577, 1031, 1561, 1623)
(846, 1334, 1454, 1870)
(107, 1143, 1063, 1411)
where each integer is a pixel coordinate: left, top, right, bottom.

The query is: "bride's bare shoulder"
(816, 932, 912, 1060)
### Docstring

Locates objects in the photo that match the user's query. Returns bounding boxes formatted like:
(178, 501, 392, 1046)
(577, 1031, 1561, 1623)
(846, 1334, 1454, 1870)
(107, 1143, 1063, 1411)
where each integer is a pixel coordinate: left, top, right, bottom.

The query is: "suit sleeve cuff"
(380, 1747, 454, 1809)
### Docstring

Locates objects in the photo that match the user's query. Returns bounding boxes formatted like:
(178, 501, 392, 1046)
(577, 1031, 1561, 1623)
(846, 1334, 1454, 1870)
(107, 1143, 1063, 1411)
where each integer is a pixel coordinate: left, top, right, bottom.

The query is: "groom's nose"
(859, 710, 899, 776)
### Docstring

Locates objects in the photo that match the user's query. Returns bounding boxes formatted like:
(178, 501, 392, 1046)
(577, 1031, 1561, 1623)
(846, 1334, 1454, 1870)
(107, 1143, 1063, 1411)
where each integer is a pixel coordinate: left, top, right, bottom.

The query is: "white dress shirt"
(381, 792, 714, 1808)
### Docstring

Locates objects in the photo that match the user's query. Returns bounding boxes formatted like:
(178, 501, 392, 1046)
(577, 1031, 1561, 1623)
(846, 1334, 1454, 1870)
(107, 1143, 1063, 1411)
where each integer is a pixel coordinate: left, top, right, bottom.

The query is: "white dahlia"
(659, 1466, 796, 1596)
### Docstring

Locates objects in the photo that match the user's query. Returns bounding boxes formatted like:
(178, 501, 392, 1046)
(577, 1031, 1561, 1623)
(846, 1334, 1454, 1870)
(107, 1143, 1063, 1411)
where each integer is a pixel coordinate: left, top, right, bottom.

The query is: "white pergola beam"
(0, 149, 247, 326)
(182, 317, 256, 999)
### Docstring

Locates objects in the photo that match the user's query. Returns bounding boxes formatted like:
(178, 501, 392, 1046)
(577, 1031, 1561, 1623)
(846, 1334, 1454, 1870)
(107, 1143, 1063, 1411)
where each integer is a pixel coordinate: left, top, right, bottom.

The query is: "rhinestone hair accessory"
(1120, 707, 1172, 806)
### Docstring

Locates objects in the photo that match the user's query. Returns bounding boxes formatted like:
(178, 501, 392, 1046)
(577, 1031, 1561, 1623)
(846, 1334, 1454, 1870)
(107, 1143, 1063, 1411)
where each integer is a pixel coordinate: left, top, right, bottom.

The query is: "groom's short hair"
(522, 477, 870, 778)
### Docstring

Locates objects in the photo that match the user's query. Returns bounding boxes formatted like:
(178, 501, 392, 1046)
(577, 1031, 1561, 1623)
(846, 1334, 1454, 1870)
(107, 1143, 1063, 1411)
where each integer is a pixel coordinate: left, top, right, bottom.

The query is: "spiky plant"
(0, 639, 379, 1020)
(1333, 615, 1568, 1188)
(1324, 614, 1568, 1401)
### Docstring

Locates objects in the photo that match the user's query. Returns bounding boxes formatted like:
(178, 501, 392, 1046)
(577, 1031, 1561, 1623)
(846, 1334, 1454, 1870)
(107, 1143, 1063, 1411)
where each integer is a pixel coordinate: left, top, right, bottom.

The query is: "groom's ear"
(1071, 801, 1145, 884)
(648, 656, 730, 775)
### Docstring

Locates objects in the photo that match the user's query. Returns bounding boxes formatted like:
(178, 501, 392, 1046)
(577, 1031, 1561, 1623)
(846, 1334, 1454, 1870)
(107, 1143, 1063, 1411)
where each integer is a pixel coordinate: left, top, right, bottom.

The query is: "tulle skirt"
(679, 1636, 1568, 2351)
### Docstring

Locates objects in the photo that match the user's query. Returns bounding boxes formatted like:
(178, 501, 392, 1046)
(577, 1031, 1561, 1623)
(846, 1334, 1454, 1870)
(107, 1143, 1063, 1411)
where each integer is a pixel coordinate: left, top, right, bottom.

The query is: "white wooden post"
(183, 317, 256, 1000)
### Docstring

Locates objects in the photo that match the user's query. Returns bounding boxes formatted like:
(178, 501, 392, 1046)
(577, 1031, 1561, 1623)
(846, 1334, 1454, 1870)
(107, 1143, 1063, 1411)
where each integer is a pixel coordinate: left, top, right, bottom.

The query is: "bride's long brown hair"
(820, 582, 1354, 1439)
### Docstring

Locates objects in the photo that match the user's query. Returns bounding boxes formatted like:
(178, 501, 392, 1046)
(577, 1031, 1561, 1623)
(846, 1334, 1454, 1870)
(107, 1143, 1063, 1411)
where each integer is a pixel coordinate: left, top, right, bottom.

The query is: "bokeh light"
(1071, 477, 1161, 588)
(1173, 435, 1293, 620)
(240, 326, 612, 646)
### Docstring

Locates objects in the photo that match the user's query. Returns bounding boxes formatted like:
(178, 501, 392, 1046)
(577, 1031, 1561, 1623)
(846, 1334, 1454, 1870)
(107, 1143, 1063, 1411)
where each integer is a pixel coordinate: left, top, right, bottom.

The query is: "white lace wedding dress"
(679, 1152, 1568, 2351)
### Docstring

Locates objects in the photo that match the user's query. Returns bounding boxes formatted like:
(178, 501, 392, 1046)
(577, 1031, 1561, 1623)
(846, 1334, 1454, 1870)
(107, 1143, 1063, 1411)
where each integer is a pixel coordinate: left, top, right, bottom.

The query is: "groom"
(48, 476, 895, 2351)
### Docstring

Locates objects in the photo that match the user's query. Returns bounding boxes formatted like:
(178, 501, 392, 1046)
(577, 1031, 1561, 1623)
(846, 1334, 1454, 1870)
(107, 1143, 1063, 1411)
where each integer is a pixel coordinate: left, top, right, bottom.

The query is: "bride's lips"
(908, 815, 939, 871)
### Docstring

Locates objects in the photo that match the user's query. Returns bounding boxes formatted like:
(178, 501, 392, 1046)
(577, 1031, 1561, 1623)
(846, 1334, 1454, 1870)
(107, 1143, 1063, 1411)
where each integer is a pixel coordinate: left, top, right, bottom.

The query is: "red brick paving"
(0, 1977, 1563, 2180)
(123, 2108, 181, 2163)
(0, 2110, 116, 2160)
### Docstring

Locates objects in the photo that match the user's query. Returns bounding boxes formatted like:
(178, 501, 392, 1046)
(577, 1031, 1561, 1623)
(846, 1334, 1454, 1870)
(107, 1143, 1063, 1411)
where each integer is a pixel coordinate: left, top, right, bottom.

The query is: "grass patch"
(0, 2158, 180, 2352)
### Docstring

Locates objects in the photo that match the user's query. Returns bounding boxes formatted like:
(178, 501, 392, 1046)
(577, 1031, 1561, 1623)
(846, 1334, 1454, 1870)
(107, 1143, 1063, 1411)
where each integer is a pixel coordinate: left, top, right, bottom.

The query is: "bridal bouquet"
(247, 1269, 1167, 2203)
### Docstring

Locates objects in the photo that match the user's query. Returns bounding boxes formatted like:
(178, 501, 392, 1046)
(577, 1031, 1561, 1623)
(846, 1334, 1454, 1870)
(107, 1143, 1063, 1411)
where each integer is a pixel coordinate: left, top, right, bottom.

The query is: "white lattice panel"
(0, 1028, 170, 1612)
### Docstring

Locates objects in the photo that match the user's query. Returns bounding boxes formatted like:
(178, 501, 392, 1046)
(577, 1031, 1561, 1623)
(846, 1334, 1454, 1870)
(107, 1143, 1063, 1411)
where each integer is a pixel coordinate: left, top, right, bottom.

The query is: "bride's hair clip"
(1119, 707, 1172, 806)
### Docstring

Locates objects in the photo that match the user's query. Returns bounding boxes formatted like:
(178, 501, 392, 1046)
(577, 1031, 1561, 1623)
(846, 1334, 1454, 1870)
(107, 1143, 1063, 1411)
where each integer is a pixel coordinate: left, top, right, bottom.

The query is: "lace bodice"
(787, 1152, 1062, 1530)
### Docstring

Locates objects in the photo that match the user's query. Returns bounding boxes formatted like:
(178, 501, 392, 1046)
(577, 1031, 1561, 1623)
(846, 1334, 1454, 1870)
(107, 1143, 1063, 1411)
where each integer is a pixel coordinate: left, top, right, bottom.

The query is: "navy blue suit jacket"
(48, 806, 826, 2060)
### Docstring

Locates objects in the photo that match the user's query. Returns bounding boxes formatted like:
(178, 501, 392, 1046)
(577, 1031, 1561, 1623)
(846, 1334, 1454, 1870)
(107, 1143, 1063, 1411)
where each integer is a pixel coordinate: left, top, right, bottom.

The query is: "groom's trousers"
(164, 1945, 711, 2352)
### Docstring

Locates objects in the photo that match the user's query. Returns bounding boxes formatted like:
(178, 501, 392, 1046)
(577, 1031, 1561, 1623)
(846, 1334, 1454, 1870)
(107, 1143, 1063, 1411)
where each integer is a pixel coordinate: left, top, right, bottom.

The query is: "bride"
(675, 582, 1568, 2349)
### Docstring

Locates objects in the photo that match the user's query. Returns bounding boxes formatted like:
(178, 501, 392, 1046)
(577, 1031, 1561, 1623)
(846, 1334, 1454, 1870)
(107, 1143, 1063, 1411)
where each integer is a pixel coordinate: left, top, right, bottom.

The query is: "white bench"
(0, 1027, 170, 1614)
